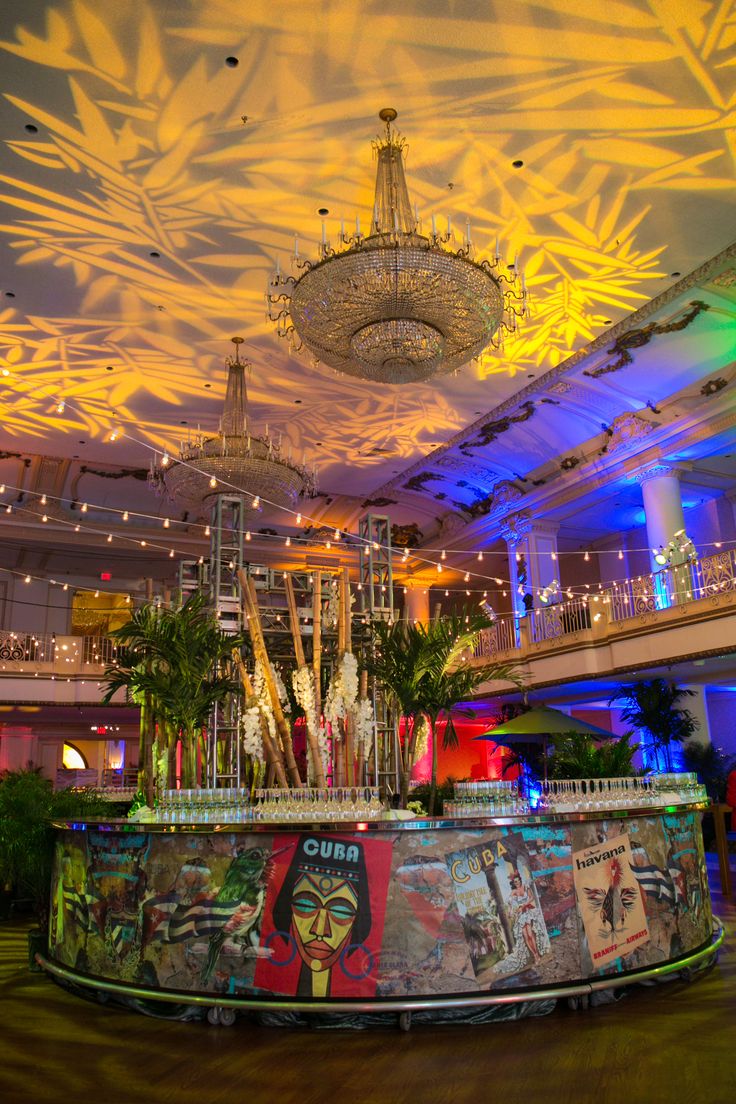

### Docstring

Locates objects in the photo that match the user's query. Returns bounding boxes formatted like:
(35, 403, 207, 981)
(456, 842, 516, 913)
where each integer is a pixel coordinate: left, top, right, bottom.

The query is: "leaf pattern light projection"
(0, 0, 735, 493)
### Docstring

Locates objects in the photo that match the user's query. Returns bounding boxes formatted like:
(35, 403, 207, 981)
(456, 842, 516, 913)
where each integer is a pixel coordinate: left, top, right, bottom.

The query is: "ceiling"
(0, 0, 735, 578)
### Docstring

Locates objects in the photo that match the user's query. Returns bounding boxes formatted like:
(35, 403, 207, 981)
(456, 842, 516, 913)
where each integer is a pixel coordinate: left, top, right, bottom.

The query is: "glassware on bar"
(155, 786, 385, 823)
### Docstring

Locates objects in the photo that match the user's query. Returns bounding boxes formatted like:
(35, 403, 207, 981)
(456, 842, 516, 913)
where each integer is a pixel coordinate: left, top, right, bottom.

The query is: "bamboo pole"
(340, 568, 355, 784)
(312, 571, 323, 771)
(284, 575, 325, 787)
(237, 570, 301, 787)
(342, 566, 353, 654)
(355, 669, 368, 786)
(232, 648, 288, 789)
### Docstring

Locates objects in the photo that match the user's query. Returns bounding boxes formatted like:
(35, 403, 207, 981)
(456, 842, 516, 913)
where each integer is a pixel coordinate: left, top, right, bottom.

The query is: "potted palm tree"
(369, 613, 524, 813)
(546, 731, 639, 779)
(101, 593, 245, 799)
(609, 678, 697, 771)
(0, 768, 108, 966)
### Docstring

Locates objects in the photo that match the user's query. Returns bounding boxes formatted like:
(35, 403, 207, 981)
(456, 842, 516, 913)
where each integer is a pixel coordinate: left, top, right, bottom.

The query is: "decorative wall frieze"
(607, 411, 657, 453)
(499, 510, 532, 545)
(583, 300, 710, 380)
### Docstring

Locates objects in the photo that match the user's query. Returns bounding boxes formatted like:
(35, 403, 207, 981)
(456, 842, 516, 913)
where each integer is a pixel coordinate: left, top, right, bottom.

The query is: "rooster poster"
(573, 832, 649, 968)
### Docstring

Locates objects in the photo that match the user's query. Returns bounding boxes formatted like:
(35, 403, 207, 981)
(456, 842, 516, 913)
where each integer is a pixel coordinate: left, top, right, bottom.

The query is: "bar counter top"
(52, 798, 710, 833)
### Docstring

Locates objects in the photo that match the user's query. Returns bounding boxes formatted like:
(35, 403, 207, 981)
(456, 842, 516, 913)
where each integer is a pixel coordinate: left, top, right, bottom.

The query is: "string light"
(163, 518, 170, 528)
(334, 529, 340, 540)
(122, 511, 129, 521)
(296, 513, 302, 525)
(205, 525, 210, 536)
(245, 531, 251, 541)
(464, 571, 470, 582)
(252, 496, 260, 509)
(107, 534, 112, 542)
(584, 550, 590, 562)
(477, 551, 483, 561)
(161, 452, 170, 467)
(441, 549, 447, 560)
(209, 476, 217, 488)
(81, 503, 88, 512)
(285, 536, 291, 546)
(41, 514, 48, 523)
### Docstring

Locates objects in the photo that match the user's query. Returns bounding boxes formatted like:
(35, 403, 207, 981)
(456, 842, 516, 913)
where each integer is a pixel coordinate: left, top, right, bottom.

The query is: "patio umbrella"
(473, 705, 617, 783)
(473, 705, 616, 742)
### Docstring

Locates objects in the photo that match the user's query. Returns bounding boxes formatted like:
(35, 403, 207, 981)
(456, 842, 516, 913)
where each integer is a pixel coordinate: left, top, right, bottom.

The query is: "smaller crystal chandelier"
(157, 338, 316, 515)
(267, 109, 527, 386)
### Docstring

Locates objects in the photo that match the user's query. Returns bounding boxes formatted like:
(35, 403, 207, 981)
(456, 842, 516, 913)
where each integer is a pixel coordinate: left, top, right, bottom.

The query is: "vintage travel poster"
(573, 831, 649, 968)
(254, 832, 393, 999)
(445, 832, 551, 979)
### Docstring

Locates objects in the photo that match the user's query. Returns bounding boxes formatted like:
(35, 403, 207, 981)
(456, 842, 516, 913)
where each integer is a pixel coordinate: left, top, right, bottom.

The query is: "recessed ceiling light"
(603, 319, 612, 324)
(204, 383, 211, 389)
(24, 123, 38, 134)
(149, 251, 160, 258)
(511, 159, 524, 168)
(294, 399, 302, 404)
(106, 365, 113, 371)
(225, 56, 239, 67)
(527, 373, 534, 378)
(78, 440, 86, 444)
(5, 291, 15, 298)
(670, 271, 681, 277)
(180, 420, 187, 424)
(317, 207, 329, 216)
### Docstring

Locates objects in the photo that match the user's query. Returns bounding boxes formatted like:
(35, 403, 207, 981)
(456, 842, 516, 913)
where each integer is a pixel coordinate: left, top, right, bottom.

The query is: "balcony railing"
(606, 548, 736, 622)
(473, 548, 736, 655)
(0, 630, 119, 673)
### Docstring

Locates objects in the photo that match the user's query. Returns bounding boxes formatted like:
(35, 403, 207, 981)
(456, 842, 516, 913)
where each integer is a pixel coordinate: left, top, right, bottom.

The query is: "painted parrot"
(201, 847, 269, 983)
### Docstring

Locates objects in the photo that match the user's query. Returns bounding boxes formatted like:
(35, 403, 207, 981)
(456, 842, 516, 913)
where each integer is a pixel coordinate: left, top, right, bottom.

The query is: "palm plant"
(609, 678, 697, 772)
(368, 613, 524, 812)
(547, 731, 638, 779)
(101, 594, 244, 797)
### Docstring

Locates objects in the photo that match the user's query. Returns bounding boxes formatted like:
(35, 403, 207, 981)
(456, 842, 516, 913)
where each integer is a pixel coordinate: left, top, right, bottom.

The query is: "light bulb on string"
(161, 452, 170, 468)
(163, 518, 170, 528)
(363, 545, 370, 556)
(252, 496, 260, 509)
(204, 525, 210, 536)
(464, 571, 470, 582)
(584, 550, 590, 562)
(74, 524, 79, 532)
(107, 534, 112, 543)
(169, 549, 175, 558)
(334, 529, 340, 540)
(209, 476, 217, 489)
(40, 494, 47, 505)
(122, 511, 129, 521)
(245, 531, 251, 541)
(441, 549, 446, 560)
(81, 503, 88, 513)
(42, 514, 48, 523)
(285, 537, 291, 546)
(618, 549, 624, 560)
(477, 551, 483, 562)
(296, 513, 302, 525)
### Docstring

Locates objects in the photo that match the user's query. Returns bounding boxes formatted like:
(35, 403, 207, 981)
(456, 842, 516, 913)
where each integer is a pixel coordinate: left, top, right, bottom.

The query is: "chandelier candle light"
(159, 337, 316, 515)
(267, 109, 527, 385)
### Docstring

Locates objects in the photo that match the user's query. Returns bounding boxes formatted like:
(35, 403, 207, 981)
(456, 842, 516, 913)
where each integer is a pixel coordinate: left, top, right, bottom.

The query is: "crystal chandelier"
(267, 108, 527, 385)
(160, 338, 316, 515)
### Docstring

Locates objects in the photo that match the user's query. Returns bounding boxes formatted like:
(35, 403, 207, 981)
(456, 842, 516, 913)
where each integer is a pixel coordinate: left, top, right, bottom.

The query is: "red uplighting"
(100, 572, 112, 581)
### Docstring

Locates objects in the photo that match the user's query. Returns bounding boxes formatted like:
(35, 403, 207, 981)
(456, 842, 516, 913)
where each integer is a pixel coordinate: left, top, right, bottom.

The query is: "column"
(501, 513, 560, 620)
(403, 584, 429, 625)
(639, 466, 686, 572)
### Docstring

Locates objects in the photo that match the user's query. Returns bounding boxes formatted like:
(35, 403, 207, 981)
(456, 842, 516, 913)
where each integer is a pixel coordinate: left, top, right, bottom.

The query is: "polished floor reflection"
(1, 862, 733, 1104)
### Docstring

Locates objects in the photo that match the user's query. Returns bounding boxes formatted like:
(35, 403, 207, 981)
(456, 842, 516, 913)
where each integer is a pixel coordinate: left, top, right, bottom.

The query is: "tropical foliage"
(368, 613, 524, 813)
(547, 731, 639, 780)
(0, 768, 109, 931)
(101, 594, 244, 796)
(609, 678, 698, 771)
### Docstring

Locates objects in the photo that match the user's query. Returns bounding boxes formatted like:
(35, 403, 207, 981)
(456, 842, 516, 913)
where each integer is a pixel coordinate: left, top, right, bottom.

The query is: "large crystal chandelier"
(267, 109, 527, 386)
(160, 338, 316, 515)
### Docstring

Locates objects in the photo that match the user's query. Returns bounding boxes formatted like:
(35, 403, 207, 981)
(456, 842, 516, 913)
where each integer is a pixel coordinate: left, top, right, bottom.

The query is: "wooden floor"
(1, 866, 734, 1104)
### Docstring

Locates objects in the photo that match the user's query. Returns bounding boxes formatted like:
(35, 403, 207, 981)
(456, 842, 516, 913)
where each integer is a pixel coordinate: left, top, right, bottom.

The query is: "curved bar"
(46, 802, 717, 1017)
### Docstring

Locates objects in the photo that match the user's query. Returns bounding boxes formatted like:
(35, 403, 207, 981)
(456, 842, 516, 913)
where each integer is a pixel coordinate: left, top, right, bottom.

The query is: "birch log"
(237, 569, 301, 787)
(284, 575, 325, 787)
(232, 649, 288, 789)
